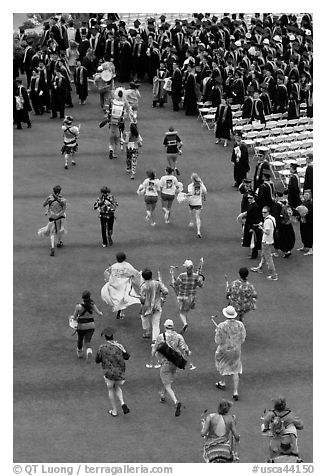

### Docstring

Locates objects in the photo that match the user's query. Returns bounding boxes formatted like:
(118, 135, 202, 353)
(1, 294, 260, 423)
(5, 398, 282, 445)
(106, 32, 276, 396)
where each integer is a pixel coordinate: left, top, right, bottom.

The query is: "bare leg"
(164, 384, 178, 405)
(232, 373, 239, 396)
(195, 209, 202, 237)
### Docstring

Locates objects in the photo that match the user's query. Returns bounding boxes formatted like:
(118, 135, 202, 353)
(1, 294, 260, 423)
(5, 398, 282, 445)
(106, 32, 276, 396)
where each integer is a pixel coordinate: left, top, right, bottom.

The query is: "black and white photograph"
(11, 2, 317, 473)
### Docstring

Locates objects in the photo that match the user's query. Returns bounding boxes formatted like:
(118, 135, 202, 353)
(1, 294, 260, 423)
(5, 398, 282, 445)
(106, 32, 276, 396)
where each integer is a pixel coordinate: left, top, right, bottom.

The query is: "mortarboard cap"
(134, 19, 141, 27)
(197, 13, 204, 20)
(160, 15, 166, 21)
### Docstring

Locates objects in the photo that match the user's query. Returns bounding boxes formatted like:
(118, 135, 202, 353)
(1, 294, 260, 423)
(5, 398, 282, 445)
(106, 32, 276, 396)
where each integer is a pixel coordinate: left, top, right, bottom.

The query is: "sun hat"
(222, 306, 238, 319)
(164, 319, 174, 329)
(183, 259, 193, 268)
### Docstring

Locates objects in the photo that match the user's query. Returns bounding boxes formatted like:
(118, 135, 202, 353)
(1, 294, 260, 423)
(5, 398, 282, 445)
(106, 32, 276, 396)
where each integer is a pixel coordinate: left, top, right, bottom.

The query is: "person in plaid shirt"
(226, 267, 257, 322)
(173, 259, 203, 333)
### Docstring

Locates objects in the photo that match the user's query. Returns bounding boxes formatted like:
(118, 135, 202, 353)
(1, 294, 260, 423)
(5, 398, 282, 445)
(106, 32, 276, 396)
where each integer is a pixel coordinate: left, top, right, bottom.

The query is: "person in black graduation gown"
(183, 60, 198, 116)
(231, 133, 250, 187)
(171, 60, 183, 111)
(287, 163, 302, 210)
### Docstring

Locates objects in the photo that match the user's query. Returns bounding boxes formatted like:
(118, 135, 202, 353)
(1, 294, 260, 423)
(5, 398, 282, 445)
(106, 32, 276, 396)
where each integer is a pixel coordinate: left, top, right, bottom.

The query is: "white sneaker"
(304, 249, 313, 256)
(145, 214, 150, 222)
(86, 349, 93, 363)
(188, 222, 194, 228)
(164, 210, 169, 223)
(76, 348, 83, 359)
(150, 222, 156, 227)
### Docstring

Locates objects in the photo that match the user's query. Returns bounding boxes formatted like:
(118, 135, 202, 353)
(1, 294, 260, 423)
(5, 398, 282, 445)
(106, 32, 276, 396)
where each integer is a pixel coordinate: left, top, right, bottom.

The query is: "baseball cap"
(164, 319, 174, 329)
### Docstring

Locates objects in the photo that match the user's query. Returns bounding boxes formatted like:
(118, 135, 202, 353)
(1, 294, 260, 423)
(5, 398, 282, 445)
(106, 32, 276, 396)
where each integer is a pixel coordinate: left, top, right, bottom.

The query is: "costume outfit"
(202, 413, 238, 463)
(75, 303, 96, 353)
(38, 193, 67, 245)
(140, 280, 169, 341)
(226, 279, 257, 320)
(138, 177, 161, 206)
(214, 103, 233, 140)
(174, 271, 202, 312)
(101, 261, 141, 312)
(215, 319, 246, 375)
(93, 192, 118, 246)
(125, 131, 143, 178)
(231, 143, 250, 187)
(61, 123, 79, 156)
(96, 340, 129, 383)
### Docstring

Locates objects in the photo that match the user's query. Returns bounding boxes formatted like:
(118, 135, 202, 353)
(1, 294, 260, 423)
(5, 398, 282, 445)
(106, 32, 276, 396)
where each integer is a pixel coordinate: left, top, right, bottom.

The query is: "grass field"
(13, 79, 313, 463)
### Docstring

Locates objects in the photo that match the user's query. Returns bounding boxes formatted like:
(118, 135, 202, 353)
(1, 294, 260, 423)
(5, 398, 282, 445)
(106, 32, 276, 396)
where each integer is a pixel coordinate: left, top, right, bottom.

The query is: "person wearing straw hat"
(95, 327, 130, 417)
(152, 319, 191, 417)
(214, 306, 246, 401)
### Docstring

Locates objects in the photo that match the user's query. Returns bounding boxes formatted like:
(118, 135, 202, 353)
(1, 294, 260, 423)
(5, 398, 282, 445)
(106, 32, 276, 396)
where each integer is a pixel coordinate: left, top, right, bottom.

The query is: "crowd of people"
(14, 12, 312, 463)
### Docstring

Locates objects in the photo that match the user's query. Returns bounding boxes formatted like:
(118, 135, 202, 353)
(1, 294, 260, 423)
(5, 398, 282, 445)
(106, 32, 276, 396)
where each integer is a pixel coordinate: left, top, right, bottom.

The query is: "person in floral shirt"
(214, 306, 246, 401)
(95, 327, 130, 417)
(226, 267, 257, 322)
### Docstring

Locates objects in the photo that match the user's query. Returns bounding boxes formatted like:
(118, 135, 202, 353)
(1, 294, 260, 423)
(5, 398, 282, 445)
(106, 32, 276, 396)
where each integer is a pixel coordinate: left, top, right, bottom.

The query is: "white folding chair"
(298, 116, 309, 125)
(294, 125, 305, 133)
(252, 122, 265, 131)
(242, 124, 253, 133)
(202, 109, 217, 130)
(287, 119, 299, 126)
(271, 113, 283, 120)
(277, 119, 288, 127)
(283, 126, 294, 135)
(266, 121, 277, 130)
(242, 131, 256, 148)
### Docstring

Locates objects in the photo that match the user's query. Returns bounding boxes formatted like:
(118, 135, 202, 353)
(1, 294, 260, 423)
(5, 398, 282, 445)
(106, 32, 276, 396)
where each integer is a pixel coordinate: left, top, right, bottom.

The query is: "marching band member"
(38, 185, 67, 256)
(61, 115, 80, 169)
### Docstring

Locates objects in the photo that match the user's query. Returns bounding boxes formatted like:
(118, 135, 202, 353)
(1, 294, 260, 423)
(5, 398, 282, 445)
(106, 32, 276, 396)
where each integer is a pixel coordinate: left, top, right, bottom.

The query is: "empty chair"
(233, 110, 242, 118)
(305, 123, 313, 131)
(287, 118, 299, 126)
(242, 124, 253, 133)
(283, 126, 294, 134)
(252, 122, 265, 131)
(298, 116, 309, 125)
(277, 119, 288, 127)
(242, 131, 256, 148)
(294, 125, 305, 133)
(265, 121, 277, 130)
(289, 141, 302, 151)
(231, 104, 241, 111)
(202, 109, 217, 130)
(271, 113, 283, 120)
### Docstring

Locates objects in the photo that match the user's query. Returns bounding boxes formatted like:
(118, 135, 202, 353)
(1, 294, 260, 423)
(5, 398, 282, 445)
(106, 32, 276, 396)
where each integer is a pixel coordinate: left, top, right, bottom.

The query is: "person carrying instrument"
(170, 258, 204, 333)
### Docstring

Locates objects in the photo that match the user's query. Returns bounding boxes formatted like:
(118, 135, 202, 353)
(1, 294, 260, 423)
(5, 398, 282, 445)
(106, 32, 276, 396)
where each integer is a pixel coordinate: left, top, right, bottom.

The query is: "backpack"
(265, 215, 278, 243)
(270, 410, 291, 437)
(110, 99, 124, 125)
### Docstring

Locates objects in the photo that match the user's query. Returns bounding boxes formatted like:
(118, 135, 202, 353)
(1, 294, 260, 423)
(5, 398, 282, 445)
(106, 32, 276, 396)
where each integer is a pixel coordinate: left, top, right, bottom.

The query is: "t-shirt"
(141, 178, 160, 197)
(160, 175, 180, 195)
(163, 132, 181, 154)
(262, 215, 276, 244)
(188, 182, 207, 206)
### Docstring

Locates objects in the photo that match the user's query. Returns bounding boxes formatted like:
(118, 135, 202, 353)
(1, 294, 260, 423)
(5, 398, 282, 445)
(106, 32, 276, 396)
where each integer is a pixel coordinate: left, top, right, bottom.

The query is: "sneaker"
(175, 402, 182, 417)
(160, 393, 165, 403)
(197, 233, 202, 238)
(86, 349, 93, 363)
(109, 150, 113, 160)
(154, 363, 161, 369)
(130, 174, 135, 180)
(189, 363, 197, 370)
(283, 251, 291, 258)
(56, 241, 63, 248)
(71, 160, 76, 166)
(121, 403, 130, 414)
(64, 165, 68, 170)
(145, 363, 153, 368)
(102, 243, 107, 248)
(76, 348, 83, 359)
(175, 168, 180, 176)
(224, 141, 228, 147)
(188, 222, 194, 228)
(125, 168, 131, 173)
(304, 249, 313, 256)
(150, 222, 156, 227)
(297, 247, 306, 252)
(50, 248, 55, 256)
(232, 394, 239, 401)
(142, 333, 151, 339)
(250, 267, 263, 273)
(271, 252, 279, 257)
(215, 139, 221, 144)
(267, 275, 278, 281)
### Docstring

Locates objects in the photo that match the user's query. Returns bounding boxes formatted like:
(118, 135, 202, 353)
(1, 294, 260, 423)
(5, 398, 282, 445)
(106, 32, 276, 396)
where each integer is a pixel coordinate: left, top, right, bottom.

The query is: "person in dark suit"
(104, 32, 119, 66)
(274, 75, 288, 113)
(231, 133, 250, 187)
(171, 60, 183, 111)
(50, 69, 67, 119)
(74, 59, 88, 105)
(256, 171, 275, 210)
(23, 41, 35, 88)
(303, 153, 313, 196)
(13, 78, 32, 129)
(131, 34, 147, 81)
(146, 37, 160, 84)
(30, 69, 44, 115)
(89, 28, 105, 60)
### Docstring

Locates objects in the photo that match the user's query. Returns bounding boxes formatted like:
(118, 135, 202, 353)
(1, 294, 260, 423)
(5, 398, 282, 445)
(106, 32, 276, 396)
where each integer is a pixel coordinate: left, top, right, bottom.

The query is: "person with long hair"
(160, 166, 183, 224)
(72, 290, 103, 361)
(201, 399, 240, 462)
(137, 169, 161, 226)
(125, 122, 143, 180)
(187, 173, 207, 238)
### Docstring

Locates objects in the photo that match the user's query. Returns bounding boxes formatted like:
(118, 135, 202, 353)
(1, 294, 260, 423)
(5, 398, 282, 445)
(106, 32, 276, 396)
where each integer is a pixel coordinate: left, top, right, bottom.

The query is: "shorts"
(189, 204, 202, 210)
(145, 196, 158, 205)
(61, 144, 78, 154)
(104, 376, 125, 387)
(161, 193, 175, 202)
(177, 296, 196, 312)
(160, 361, 177, 386)
(167, 153, 178, 162)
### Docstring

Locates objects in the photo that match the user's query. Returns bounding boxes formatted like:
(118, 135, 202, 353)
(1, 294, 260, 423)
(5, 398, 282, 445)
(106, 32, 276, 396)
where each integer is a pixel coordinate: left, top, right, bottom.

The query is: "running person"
(163, 126, 183, 175)
(72, 290, 103, 361)
(125, 122, 143, 180)
(137, 169, 161, 226)
(61, 115, 80, 170)
(38, 185, 67, 256)
(187, 173, 207, 238)
(159, 166, 183, 224)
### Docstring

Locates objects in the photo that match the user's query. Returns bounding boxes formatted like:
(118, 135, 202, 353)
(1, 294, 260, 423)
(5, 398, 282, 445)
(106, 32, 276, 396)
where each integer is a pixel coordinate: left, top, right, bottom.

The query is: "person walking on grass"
(160, 166, 183, 224)
(187, 173, 207, 238)
(61, 116, 80, 170)
(251, 206, 278, 281)
(72, 290, 103, 361)
(137, 169, 161, 227)
(93, 186, 118, 247)
(125, 122, 143, 180)
(152, 319, 191, 417)
(163, 126, 183, 176)
(226, 267, 257, 322)
(96, 327, 130, 417)
(38, 185, 67, 257)
(214, 306, 246, 401)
